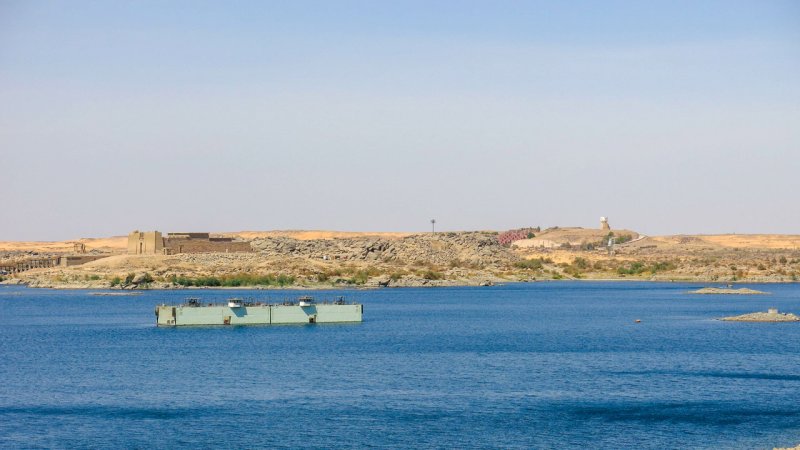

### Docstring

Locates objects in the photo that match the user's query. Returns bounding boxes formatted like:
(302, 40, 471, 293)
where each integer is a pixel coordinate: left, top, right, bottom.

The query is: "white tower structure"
(600, 217, 610, 230)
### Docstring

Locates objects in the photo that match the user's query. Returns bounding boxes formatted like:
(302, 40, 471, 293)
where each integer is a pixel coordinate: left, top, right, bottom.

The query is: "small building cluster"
(127, 230, 252, 255)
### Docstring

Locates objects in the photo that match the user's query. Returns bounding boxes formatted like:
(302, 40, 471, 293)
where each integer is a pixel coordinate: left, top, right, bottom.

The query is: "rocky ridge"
(11, 232, 518, 289)
(7, 229, 800, 289)
(250, 232, 517, 268)
(720, 310, 800, 322)
(690, 287, 769, 295)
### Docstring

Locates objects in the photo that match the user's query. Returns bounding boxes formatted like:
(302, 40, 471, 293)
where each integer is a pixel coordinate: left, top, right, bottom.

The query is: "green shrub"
(421, 270, 444, 280)
(349, 270, 368, 285)
(650, 261, 677, 273)
(195, 276, 221, 286)
(617, 262, 647, 275)
(514, 259, 544, 270)
(563, 265, 584, 278)
(110, 276, 121, 287)
(616, 234, 633, 244)
(276, 274, 295, 286)
(124, 273, 135, 284)
(166, 273, 295, 287)
(572, 257, 589, 270)
(604, 232, 633, 246)
(347, 267, 383, 285)
(174, 276, 193, 286)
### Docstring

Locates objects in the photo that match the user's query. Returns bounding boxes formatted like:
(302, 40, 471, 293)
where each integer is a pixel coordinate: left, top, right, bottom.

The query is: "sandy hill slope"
(13, 231, 516, 289)
(512, 227, 639, 249)
(4, 229, 800, 288)
(0, 236, 127, 253)
(0, 231, 412, 254)
(2, 230, 798, 254)
(655, 234, 800, 250)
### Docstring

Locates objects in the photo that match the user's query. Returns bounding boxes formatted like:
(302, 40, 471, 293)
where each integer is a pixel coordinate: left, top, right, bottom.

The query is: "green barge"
(155, 296, 362, 326)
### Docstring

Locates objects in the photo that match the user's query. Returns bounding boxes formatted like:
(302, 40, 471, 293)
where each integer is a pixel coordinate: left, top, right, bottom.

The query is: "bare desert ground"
(2, 228, 799, 288)
(0, 236, 127, 252)
(0, 231, 413, 253)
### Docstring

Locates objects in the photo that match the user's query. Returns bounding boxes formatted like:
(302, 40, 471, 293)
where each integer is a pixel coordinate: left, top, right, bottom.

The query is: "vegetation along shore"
(2, 225, 800, 290)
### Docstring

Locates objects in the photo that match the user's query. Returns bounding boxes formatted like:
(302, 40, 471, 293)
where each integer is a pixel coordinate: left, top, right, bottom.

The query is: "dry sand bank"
(2, 229, 800, 289)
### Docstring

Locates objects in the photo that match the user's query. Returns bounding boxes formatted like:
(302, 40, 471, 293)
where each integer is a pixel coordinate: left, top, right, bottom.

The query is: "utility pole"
(431, 219, 436, 234)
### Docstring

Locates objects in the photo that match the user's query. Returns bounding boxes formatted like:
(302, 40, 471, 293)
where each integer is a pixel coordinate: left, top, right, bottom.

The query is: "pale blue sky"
(1, 1, 799, 240)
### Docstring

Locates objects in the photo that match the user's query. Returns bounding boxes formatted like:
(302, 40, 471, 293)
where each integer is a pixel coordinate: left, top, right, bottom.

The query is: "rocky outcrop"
(250, 232, 517, 269)
(720, 310, 800, 322)
(691, 287, 768, 295)
(130, 273, 149, 284)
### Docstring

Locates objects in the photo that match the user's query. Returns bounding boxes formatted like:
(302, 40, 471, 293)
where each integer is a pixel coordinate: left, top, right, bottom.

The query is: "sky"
(1, 1, 799, 240)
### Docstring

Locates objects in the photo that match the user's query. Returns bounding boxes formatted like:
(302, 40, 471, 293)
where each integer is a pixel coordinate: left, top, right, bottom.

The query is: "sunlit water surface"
(1, 282, 799, 449)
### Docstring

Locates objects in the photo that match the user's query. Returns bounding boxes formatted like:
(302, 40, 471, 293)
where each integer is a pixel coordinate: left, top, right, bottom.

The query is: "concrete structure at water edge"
(128, 230, 252, 255)
(156, 297, 363, 326)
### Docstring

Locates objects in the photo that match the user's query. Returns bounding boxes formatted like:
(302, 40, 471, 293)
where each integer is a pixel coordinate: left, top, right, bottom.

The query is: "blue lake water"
(1, 282, 799, 449)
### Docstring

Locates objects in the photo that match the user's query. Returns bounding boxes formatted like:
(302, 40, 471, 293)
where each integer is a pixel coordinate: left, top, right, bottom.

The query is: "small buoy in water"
(635, 319, 641, 323)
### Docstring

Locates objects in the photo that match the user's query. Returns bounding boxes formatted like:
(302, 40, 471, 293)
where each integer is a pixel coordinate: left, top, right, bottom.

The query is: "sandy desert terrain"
(2, 228, 799, 289)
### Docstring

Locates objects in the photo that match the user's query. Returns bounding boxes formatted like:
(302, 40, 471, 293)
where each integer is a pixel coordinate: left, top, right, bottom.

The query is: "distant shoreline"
(3, 279, 799, 291)
(3, 229, 799, 289)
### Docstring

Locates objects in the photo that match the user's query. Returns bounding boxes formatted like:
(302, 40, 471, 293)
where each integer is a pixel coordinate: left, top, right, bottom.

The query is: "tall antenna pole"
(431, 219, 436, 234)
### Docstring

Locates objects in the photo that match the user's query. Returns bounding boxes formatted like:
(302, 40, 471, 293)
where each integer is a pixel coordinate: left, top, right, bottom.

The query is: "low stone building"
(127, 230, 252, 255)
(163, 232, 252, 254)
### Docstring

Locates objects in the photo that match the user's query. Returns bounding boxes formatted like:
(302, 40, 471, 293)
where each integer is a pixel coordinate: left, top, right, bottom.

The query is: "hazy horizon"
(2, 1, 799, 241)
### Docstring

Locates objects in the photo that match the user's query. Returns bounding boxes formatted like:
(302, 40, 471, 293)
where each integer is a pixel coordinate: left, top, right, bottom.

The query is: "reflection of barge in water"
(155, 296, 362, 326)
